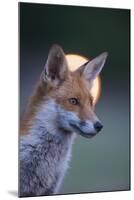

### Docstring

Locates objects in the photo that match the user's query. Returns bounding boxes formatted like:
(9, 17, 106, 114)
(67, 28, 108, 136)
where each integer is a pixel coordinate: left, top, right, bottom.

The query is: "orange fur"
(20, 81, 47, 135)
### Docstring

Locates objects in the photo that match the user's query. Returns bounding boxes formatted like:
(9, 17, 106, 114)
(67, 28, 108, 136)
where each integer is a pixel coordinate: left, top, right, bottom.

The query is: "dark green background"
(20, 3, 130, 194)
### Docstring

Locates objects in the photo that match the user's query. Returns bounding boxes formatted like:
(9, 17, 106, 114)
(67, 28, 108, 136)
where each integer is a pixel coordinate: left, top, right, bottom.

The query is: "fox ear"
(78, 52, 108, 82)
(42, 44, 68, 86)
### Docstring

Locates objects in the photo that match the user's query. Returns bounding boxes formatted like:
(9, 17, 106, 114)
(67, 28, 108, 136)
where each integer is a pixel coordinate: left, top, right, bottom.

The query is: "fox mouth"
(70, 123, 97, 138)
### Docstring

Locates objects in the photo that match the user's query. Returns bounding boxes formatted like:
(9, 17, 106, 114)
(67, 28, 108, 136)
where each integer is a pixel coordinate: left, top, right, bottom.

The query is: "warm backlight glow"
(66, 54, 101, 105)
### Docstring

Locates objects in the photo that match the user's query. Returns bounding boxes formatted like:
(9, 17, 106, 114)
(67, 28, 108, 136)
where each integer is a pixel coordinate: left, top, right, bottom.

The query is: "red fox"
(19, 44, 108, 197)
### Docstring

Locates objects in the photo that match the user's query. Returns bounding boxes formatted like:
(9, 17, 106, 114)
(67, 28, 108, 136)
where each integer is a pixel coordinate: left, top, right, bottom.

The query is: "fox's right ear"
(41, 44, 68, 86)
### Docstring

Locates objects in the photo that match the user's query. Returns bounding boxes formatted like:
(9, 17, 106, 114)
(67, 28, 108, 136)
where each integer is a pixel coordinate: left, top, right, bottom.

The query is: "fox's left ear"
(42, 44, 68, 86)
(78, 52, 108, 82)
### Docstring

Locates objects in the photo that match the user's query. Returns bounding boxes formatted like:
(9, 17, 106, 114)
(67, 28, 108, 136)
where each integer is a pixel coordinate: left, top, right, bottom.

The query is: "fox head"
(39, 45, 108, 138)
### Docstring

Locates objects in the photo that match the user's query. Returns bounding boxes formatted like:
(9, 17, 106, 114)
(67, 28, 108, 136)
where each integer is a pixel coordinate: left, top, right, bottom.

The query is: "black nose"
(94, 121, 103, 132)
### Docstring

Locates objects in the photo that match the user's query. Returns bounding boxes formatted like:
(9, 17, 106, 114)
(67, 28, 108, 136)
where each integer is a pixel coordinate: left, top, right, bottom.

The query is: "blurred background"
(19, 3, 130, 194)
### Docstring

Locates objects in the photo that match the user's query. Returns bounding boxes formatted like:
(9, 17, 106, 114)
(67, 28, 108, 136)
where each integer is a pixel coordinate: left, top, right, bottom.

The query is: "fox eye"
(68, 98, 79, 105)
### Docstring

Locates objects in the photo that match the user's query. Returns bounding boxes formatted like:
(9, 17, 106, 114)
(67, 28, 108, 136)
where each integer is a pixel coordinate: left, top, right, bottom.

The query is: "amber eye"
(68, 98, 79, 105)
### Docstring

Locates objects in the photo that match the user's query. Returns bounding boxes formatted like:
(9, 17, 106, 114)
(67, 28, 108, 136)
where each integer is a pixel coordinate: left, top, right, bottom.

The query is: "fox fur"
(19, 44, 108, 197)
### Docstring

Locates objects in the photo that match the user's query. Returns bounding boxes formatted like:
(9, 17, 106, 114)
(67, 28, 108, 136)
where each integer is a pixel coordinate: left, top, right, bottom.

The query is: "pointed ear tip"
(102, 52, 108, 58)
(50, 44, 63, 51)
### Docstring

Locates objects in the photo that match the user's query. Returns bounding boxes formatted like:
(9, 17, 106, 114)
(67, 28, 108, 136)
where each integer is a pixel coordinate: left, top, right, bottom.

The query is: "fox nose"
(94, 121, 103, 132)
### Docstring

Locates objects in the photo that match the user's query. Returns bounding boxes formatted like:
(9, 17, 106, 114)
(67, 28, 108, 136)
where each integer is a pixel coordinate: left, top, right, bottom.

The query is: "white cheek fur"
(56, 106, 80, 130)
(33, 99, 95, 135)
(31, 99, 78, 134)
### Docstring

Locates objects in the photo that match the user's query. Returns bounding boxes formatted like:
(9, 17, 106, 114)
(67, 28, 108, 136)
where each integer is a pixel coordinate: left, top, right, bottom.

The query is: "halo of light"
(66, 54, 101, 105)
